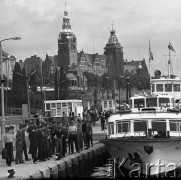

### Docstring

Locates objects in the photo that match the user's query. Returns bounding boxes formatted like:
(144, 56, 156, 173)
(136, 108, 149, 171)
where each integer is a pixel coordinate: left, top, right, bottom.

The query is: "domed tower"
(104, 24, 124, 76)
(58, 5, 77, 71)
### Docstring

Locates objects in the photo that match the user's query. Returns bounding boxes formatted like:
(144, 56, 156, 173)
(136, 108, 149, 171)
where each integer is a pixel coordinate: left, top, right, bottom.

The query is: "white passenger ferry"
(101, 109, 181, 178)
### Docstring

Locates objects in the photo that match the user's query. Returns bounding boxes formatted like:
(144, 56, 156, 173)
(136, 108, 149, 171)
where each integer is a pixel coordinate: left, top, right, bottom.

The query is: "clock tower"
(104, 25, 124, 76)
(58, 6, 77, 71)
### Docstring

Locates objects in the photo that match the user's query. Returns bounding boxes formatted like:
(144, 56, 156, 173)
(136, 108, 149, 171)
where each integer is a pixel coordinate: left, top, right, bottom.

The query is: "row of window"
(108, 120, 181, 134)
(104, 101, 113, 108)
(152, 84, 180, 92)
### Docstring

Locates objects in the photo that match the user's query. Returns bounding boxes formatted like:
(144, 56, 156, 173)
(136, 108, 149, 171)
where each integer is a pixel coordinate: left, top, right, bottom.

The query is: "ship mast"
(168, 44, 171, 79)
(168, 42, 176, 78)
(149, 40, 154, 95)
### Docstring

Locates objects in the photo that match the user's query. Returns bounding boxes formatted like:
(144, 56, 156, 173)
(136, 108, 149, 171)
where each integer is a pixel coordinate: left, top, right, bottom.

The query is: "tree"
(11, 62, 26, 106)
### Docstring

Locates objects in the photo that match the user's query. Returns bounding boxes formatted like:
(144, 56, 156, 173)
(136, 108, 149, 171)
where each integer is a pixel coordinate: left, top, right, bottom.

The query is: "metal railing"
(107, 119, 181, 139)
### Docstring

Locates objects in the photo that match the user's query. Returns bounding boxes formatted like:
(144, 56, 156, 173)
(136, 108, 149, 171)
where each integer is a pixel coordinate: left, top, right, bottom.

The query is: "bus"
(44, 99, 83, 118)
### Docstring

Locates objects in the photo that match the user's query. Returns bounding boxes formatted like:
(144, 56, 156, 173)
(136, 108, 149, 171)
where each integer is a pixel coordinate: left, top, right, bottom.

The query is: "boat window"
(170, 120, 181, 131)
(108, 122, 114, 135)
(159, 98, 170, 107)
(116, 121, 130, 133)
(129, 99, 132, 108)
(134, 120, 147, 131)
(173, 84, 180, 92)
(51, 103, 56, 108)
(152, 120, 166, 131)
(152, 84, 155, 92)
(156, 84, 163, 92)
(133, 99, 145, 109)
(165, 84, 172, 92)
(146, 98, 157, 107)
(46, 103, 50, 111)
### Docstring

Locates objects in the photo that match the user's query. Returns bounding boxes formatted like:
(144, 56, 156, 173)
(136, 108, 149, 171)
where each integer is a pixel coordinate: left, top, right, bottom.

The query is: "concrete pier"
(0, 121, 109, 179)
(0, 143, 108, 179)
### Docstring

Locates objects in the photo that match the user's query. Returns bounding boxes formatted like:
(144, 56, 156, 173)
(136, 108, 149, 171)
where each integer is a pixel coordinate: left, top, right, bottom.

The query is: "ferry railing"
(107, 119, 181, 139)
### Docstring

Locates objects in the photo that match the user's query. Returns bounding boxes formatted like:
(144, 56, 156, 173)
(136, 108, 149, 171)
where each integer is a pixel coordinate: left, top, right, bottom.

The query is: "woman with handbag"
(2, 127, 15, 166)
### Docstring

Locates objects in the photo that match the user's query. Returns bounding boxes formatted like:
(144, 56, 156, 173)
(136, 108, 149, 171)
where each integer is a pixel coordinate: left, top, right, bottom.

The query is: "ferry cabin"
(129, 95, 174, 112)
(151, 78, 181, 101)
(44, 99, 83, 118)
(107, 111, 181, 139)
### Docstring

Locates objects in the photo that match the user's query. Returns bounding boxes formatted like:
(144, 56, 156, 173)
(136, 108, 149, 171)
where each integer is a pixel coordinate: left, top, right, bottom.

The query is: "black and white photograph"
(0, 0, 181, 179)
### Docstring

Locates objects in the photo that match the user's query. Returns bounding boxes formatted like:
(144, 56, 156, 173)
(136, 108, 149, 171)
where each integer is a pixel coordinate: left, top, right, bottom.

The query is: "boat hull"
(101, 138, 181, 178)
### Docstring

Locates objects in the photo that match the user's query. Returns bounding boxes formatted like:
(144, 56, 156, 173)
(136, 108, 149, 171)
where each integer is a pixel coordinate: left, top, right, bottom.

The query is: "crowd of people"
(1, 110, 97, 167)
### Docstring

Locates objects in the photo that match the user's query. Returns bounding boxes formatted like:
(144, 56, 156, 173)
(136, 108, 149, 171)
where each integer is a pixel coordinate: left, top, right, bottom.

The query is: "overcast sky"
(1, 0, 181, 76)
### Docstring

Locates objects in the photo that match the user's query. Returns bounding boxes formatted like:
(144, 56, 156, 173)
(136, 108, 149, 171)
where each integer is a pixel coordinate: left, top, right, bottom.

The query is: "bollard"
(63, 157, 74, 178)
(57, 161, 66, 178)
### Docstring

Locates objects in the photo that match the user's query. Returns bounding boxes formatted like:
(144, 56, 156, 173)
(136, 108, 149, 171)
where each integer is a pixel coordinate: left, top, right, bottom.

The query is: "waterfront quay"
(0, 120, 109, 179)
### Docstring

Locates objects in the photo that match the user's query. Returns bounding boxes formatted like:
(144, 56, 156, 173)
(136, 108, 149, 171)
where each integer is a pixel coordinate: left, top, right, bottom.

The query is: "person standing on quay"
(77, 118, 83, 151)
(68, 120, 79, 154)
(82, 119, 87, 149)
(15, 127, 24, 164)
(86, 121, 93, 149)
(55, 123, 63, 160)
(43, 123, 50, 160)
(100, 112, 105, 131)
(50, 121, 57, 156)
(21, 124, 30, 161)
(37, 125, 46, 162)
(29, 125, 39, 163)
(2, 127, 14, 166)
(61, 123, 68, 157)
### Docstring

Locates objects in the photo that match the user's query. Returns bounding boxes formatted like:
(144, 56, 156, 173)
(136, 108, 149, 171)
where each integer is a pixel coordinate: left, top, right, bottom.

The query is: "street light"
(126, 76, 131, 104)
(1, 36, 21, 140)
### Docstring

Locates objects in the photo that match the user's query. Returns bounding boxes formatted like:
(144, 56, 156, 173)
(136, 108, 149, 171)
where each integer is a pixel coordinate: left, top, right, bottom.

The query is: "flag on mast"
(149, 40, 154, 60)
(168, 42, 176, 53)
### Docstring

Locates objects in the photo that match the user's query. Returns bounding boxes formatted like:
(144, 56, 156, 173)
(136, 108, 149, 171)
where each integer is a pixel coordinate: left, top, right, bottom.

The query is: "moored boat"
(101, 108, 181, 178)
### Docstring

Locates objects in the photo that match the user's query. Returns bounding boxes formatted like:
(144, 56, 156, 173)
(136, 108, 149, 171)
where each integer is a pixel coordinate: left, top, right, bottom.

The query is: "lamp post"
(126, 76, 130, 104)
(0, 36, 21, 140)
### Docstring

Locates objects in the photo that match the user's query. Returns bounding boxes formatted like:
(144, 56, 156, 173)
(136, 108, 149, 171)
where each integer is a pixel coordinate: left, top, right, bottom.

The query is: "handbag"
(2, 148, 8, 159)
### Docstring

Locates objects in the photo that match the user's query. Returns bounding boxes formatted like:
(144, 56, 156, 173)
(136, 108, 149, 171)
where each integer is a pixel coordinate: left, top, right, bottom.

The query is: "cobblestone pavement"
(0, 121, 107, 179)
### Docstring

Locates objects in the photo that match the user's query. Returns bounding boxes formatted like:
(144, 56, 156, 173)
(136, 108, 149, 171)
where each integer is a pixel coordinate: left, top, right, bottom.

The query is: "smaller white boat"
(129, 94, 174, 112)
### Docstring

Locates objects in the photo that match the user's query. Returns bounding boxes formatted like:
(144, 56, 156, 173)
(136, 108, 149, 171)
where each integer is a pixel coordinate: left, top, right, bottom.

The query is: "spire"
(60, 1, 73, 36)
(107, 21, 119, 45)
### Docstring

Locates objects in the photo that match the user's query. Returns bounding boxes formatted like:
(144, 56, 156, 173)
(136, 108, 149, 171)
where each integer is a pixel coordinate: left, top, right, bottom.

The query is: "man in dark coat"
(29, 125, 39, 163)
(85, 121, 92, 149)
(37, 125, 46, 161)
(43, 123, 50, 160)
(50, 121, 57, 156)
(82, 119, 87, 149)
(61, 123, 68, 157)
